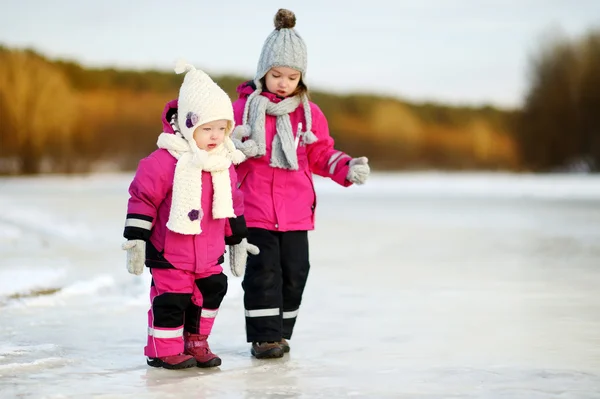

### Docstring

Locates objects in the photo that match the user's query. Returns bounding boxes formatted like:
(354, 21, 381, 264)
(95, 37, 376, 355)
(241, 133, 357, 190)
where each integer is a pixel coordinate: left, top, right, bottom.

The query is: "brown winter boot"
(146, 353, 196, 370)
(184, 332, 222, 368)
(251, 342, 284, 359)
(279, 338, 290, 353)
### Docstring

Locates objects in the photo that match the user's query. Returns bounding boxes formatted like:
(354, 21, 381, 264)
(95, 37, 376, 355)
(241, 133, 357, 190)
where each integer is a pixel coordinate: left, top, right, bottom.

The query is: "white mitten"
(121, 239, 146, 275)
(347, 157, 370, 185)
(229, 238, 260, 277)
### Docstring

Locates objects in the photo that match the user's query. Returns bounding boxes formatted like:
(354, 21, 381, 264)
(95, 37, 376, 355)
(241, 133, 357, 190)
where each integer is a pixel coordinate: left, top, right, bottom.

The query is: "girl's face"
(265, 67, 301, 98)
(193, 119, 228, 151)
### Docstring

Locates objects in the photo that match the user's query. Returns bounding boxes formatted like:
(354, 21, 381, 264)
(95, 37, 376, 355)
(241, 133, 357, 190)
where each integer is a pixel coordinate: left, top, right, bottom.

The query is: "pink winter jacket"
(233, 82, 353, 232)
(124, 100, 245, 273)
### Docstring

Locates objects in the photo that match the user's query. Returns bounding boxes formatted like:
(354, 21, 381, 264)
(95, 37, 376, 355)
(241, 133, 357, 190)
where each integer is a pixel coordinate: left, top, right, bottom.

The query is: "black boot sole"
(197, 357, 222, 368)
(251, 346, 284, 359)
(147, 357, 197, 370)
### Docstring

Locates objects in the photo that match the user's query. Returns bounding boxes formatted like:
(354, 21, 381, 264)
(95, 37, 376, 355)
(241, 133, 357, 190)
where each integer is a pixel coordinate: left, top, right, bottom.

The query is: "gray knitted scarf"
(233, 89, 318, 170)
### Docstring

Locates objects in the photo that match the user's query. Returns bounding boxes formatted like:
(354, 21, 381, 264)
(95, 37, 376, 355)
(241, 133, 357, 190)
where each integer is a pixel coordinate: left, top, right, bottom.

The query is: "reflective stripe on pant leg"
(281, 230, 310, 340)
(282, 308, 301, 340)
(144, 268, 194, 358)
(242, 228, 283, 342)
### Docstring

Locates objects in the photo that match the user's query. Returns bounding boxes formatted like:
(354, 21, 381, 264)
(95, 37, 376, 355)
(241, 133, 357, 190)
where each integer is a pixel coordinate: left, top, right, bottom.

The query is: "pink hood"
(161, 99, 179, 133)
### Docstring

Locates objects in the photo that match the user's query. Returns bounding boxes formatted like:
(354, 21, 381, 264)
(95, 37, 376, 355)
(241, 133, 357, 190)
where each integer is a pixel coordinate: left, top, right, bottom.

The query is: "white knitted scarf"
(157, 133, 241, 235)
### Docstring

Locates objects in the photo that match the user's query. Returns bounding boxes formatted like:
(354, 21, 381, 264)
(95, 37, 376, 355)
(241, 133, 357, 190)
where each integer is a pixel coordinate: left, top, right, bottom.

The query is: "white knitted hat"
(174, 60, 234, 144)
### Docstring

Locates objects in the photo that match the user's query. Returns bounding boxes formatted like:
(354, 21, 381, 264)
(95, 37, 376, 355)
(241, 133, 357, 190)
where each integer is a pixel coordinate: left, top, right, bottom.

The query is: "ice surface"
(0, 172, 599, 398)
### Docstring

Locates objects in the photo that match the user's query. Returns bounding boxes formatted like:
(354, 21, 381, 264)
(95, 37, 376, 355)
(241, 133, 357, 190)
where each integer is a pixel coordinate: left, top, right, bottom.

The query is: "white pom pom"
(174, 59, 194, 74)
(224, 137, 247, 164)
(231, 149, 246, 165)
(303, 130, 318, 145)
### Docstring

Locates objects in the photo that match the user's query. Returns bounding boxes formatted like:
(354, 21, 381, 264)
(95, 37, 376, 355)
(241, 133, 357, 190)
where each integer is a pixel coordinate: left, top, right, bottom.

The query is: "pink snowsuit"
(233, 82, 353, 232)
(124, 100, 246, 358)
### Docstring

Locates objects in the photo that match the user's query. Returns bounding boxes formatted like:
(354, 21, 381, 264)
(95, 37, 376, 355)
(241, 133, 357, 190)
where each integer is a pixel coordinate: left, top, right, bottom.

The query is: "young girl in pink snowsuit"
(229, 9, 370, 359)
(122, 62, 253, 369)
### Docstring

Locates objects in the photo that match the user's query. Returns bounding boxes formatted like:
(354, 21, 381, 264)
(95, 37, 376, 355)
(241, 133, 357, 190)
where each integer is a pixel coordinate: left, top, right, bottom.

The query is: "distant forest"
(0, 28, 598, 175)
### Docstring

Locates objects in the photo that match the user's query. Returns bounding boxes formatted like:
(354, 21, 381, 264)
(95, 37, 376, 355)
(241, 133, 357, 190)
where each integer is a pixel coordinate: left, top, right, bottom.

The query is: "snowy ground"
(1, 172, 599, 398)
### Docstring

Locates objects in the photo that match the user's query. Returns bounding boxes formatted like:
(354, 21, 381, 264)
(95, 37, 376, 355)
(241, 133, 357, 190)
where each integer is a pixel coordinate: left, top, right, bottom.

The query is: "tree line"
(1, 28, 598, 175)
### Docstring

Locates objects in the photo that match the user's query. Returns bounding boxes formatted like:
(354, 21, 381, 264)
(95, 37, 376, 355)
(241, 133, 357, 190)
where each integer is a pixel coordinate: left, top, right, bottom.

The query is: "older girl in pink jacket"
(122, 62, 251, 369)
(230, 9, 370, 359)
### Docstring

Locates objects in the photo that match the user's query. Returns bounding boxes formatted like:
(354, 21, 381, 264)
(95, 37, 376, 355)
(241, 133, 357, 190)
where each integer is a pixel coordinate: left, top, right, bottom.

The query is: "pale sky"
(1, 0, 598, 108)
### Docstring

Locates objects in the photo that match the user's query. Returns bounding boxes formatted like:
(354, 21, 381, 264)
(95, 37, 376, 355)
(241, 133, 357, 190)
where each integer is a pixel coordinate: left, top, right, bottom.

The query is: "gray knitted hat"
(255, 9, 307, 81)
(237, 9, 313, 131)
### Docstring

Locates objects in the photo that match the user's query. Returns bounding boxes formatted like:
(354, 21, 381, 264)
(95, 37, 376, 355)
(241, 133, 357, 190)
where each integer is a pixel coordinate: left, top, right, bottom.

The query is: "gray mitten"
(347, 156, 370, 185)
(229, 238, 260, 277)
(121, 239, 146, 275)
(231, 125, 259, 158)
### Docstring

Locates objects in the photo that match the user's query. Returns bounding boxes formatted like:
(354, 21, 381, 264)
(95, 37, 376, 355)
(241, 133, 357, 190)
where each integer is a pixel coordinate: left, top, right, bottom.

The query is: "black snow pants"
(242, 228, 310, 342)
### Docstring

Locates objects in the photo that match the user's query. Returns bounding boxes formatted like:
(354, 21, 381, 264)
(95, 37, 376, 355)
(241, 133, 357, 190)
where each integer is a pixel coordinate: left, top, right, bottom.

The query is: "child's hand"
(229, 238, 260, 277)
(347, 157, 370, 185)
(122, 239, 146, 275)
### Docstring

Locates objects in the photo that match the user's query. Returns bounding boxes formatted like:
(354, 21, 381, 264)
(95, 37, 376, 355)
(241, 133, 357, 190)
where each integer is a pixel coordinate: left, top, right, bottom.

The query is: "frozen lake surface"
(0, 172, 599, 398)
